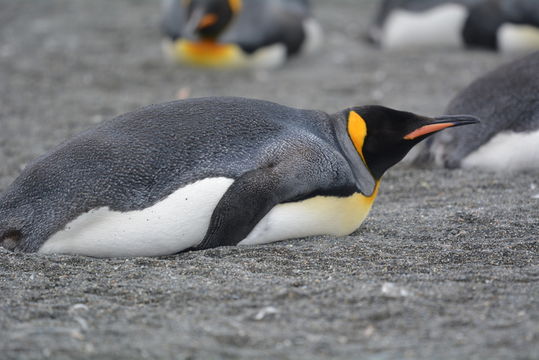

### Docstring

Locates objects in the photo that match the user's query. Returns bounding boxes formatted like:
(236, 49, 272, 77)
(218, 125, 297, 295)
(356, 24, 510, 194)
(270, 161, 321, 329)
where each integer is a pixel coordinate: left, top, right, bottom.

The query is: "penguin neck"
(367, 180, 381, 200)
(362, 143, 414, 181)
(331, 113, 377, 196)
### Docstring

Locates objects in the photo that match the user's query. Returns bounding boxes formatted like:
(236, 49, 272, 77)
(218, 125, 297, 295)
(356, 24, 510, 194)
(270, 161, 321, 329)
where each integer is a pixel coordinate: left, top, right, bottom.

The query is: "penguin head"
(343, 106, 480, 180)
(183, 0, 242, 39)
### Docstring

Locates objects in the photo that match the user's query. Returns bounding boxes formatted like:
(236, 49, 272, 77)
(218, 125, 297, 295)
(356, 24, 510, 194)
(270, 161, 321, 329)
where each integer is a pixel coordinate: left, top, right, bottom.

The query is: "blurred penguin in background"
(409, 51, 539, 172)
(368, 0, 539, 53)
(161, 0, 322, 68)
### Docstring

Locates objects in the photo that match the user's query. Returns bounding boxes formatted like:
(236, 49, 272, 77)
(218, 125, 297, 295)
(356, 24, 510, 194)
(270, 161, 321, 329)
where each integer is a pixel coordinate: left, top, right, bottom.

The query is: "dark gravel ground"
(0, 1, 538, 359)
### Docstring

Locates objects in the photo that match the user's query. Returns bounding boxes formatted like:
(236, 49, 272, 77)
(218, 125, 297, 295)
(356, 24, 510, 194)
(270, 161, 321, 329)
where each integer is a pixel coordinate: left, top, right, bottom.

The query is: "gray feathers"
(0, 97, 360, 252)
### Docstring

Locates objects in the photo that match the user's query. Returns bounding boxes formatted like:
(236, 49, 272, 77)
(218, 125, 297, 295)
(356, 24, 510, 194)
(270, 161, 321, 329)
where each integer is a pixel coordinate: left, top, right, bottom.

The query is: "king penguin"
(410, 51, 539, 171)
(161, 0, 322, 68)
(0, 97, 478, 257)
(368, 0, 539, 52)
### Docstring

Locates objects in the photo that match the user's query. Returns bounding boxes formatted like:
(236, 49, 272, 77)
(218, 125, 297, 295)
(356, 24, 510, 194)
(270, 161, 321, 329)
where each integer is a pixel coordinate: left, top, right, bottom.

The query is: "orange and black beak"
(404, 115, 480, 140)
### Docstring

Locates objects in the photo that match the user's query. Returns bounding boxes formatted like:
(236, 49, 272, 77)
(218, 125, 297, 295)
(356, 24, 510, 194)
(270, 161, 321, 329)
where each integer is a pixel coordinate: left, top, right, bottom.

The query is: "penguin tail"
(0, 228, 23, 251)
(0, 207, 28, 252)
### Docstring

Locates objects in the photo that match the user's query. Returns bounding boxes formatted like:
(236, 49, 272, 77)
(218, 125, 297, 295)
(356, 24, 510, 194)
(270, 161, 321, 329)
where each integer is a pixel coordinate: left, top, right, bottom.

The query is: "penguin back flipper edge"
(193, 150, 354, 251)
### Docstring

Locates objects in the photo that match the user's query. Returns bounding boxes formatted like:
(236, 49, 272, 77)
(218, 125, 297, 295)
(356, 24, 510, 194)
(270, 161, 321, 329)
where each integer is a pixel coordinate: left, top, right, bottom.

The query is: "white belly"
(381, 4, 467, 49)
(39, 177, 234, 257)
(239, 190, 378, 246)
(38, 176, 379, 257)
(498, 24, 539, 53)
(461, 129, 539, 172)
(248, 43, 287, 69)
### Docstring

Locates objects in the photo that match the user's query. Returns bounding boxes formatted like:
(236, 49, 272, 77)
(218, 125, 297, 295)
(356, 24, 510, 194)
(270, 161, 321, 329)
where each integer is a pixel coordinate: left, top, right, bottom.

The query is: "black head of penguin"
(183, 0, 242, 39)
(341, 106, 480, 180)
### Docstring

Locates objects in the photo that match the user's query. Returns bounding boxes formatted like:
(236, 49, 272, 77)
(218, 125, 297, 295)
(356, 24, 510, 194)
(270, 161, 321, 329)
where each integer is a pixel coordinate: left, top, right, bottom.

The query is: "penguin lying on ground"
(161, 0, 321, 68)
(410, 51, 539, 171)
(0, 97, 478, 257)
(368, 0, 539, 52)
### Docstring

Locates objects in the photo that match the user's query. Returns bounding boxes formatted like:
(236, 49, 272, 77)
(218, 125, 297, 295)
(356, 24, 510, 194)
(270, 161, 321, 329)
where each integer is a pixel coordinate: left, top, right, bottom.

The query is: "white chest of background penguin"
(368, 0, 539, 52)
(0, 97, 479, 257)
(161, 0, 322, 68)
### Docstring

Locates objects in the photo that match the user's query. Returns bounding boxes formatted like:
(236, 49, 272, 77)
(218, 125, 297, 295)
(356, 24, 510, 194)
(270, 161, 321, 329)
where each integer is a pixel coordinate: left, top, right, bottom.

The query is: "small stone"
(254, 306, 278, 320)
(381, 282, 410, 297)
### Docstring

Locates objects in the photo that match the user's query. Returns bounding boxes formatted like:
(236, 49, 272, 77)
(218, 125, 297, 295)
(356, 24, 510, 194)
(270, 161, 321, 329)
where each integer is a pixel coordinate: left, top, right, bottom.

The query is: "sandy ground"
(0, 0, 538, 359)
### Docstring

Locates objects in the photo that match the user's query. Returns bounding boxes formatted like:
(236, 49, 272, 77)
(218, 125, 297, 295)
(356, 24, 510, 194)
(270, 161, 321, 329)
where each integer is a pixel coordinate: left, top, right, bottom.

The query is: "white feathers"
(461, 130, 539, 172)
(248, 43, 287, 69)
(39, 177, 234, 257)
(39, 176, 377, 257)
(498, 24, 539, 53)
(380, 4, 467, 49)
(239, 193, 375, 246)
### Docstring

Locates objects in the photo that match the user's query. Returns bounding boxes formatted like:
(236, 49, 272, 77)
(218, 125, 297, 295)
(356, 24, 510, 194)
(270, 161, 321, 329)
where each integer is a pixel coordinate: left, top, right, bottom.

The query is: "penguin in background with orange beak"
(161, 0, 322, 68)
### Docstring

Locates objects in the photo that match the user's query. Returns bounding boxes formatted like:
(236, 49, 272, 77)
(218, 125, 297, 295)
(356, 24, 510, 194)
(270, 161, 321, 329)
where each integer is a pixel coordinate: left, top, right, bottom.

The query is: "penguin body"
(411, 52, 539, 171)
(369, 0, 539, 52)
(0, 97, 478, 257)
(161, 0, 321, 68)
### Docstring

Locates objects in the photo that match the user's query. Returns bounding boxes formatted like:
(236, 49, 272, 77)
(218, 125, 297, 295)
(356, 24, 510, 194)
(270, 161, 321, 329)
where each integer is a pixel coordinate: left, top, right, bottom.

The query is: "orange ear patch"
(348, 111, 368, 163)
(197, 13, 219, 29)
(404, 123, 455, 140)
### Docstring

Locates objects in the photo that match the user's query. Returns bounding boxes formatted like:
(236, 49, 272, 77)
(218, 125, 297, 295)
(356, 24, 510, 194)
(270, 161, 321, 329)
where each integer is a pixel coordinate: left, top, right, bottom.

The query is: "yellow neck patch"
(347, 111, 368, 164)
(228, 0, 242, 13)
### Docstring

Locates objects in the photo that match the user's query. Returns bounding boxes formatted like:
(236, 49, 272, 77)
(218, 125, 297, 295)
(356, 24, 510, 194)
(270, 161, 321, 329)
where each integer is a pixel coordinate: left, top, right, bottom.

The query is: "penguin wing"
(194, 143, 355, 250)
(220, 0, 309, 55)
(161, 0, 185, 40)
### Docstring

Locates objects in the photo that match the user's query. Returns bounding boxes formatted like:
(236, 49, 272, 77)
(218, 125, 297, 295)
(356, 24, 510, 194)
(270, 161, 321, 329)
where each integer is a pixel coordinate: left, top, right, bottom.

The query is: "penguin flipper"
(194, 154, 346, 250)
(220, 1, 308, 55)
